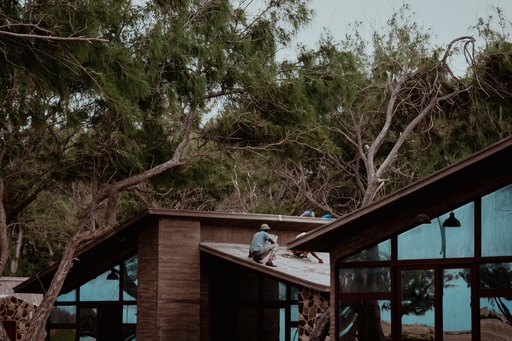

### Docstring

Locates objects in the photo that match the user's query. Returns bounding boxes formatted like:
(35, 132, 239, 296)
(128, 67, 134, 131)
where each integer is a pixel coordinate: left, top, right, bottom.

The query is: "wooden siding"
(200, 255, 211, 341)
(137, 217, 201, 341)
(136, 219, 159, 340)
(200, 220, 325, 245)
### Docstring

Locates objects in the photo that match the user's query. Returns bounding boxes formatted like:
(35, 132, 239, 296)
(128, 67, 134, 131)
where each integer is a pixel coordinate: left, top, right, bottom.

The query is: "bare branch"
(0, 30, 107, 42)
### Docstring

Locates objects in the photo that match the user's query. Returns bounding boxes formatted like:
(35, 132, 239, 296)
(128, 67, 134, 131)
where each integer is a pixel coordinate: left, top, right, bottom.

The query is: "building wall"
(138, 215, 327, 340)
(137, 217, 201, 341)
(298, 287, 330, 340)
(137, 220, 159, 340)
(329, 255, 337, 341)
(200, 224, 305, 246)
(0, 296, 37, 341)
(200, 258, 211, 341)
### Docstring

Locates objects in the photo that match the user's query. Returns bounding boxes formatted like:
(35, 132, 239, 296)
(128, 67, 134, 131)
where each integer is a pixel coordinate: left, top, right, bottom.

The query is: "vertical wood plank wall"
(200, 225, 302, 246)
(137, 215, 323, 340)
(137, 217, 201, 340)
(137, 220, 159, 340)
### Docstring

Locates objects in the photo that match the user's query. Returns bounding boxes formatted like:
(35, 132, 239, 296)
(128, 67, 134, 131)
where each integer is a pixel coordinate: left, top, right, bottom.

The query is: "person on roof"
(249, 223, 278, 267)
(290, 230, 324, 263)
(300, 209, 315, 217)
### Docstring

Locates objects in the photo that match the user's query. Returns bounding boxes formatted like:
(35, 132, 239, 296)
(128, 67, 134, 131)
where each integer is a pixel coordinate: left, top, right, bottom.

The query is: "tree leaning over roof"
(276, 6, 497, 341)
(207, 5, 487, 217)
(0, 0, 313, 339)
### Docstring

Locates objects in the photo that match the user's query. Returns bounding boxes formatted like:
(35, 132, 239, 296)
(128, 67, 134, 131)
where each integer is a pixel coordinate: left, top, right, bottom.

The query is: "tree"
(0, 0, 313, 339)
(260, 5, 503, 340)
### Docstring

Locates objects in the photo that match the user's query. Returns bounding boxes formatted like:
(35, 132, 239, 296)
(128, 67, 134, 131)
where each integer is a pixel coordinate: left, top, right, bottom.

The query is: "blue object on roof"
(300, 210, 315, 217)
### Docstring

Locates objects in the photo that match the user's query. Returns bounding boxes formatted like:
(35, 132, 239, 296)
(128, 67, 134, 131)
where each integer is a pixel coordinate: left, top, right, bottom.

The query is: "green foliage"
(3, 0, 512, 281)
(0, 0, 315, 277)
(48, 329, 76, 341)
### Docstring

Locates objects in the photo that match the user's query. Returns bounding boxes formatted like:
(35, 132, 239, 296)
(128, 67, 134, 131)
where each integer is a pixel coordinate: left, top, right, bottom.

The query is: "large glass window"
(337, 264, 391, 339)
(482, 184, 512, 257)
(57, 290, 77, 302)
(337, 183, 512, 340)
(339, 267, 390, 293)
(79, 308, 97, 340)
(49, 329, 75, 341)
(479, 262, 512, 290)
(79, 267, 120, 302)
(338, 300, 391, 340)
(401, 269, 435, 338)
(443, 268, 471, 336)
(398, 203, 474, 260)
(343, 240, 391, 262)
(48, 254, 137, 341)
(50, 306, 76, 324)
(479, 297, 512, 337)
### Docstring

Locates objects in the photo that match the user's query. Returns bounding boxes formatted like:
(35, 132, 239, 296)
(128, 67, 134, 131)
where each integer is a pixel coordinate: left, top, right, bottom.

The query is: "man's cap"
(260, 223, 271, 230)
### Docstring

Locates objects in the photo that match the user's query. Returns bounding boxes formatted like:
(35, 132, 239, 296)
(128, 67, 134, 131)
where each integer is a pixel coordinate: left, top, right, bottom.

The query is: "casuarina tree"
(0, 0, 313, 339)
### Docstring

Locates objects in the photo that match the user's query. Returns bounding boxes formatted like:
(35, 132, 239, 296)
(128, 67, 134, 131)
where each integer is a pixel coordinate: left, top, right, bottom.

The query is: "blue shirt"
(250, 231, 271, 253)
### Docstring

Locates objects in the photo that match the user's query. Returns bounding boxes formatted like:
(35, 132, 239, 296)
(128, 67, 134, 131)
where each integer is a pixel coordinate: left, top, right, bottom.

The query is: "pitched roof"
(288, 136, 512, 258)
(200, 242, 330, 292)
(15, 209, 328, 294)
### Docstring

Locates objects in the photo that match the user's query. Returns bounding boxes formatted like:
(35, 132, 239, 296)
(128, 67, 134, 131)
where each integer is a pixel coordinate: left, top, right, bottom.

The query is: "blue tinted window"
(79, 267, 120, 301)
(398, 203, 474, 260)
(480, 263, 512, 289)
(57, 290, 76, 302)
(339, 267, 390, 293)
(123, 255, 138, 301)
(482, 185, 512, 257)
(443, 268, 471, 333)
(50, 306, 76, 324)
(480, 296, 512, 338)
(123, 305, 137, 324)
(343, 239, 391, 262)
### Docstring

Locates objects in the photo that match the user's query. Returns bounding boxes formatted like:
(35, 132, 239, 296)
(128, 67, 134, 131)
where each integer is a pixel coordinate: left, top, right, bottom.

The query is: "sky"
(294, 0, 512, 47)
(284, 0, 512, 73)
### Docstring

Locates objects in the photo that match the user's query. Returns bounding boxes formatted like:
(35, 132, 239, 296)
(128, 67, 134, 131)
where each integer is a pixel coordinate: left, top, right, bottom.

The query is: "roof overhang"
(15, 209, 328, 294)
(288, 136, 512, 258)
(200, 242, 330, 292)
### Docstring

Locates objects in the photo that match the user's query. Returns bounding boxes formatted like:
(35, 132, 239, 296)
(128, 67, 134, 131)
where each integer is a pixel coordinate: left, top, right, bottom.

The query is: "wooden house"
(15, 210, 333, 340)
(289, 136, 512, 340)
(15, 135, 512, 340)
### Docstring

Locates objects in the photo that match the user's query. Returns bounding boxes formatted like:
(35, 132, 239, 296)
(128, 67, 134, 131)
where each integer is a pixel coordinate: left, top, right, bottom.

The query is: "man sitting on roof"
(249, 223, 278, 267)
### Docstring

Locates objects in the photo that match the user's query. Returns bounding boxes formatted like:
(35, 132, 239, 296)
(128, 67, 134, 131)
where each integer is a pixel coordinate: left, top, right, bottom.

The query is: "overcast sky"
(280, 0, 512, 73)
(294, 0, 512, 48)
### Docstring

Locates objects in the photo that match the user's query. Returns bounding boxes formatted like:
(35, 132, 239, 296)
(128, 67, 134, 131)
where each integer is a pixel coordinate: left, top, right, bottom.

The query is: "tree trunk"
(310, 308, 330, 341)
(351, 300, 385, 341)
(0, 178, 9, 341)
(23, 237, 79, 341)
(0, 180, 9, 282)
(10, 225, 23, 274)
(0, 182, 11, 341)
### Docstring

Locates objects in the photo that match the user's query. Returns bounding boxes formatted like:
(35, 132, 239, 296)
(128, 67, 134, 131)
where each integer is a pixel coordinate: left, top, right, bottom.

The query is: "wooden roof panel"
(199, 242, 330, 292)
